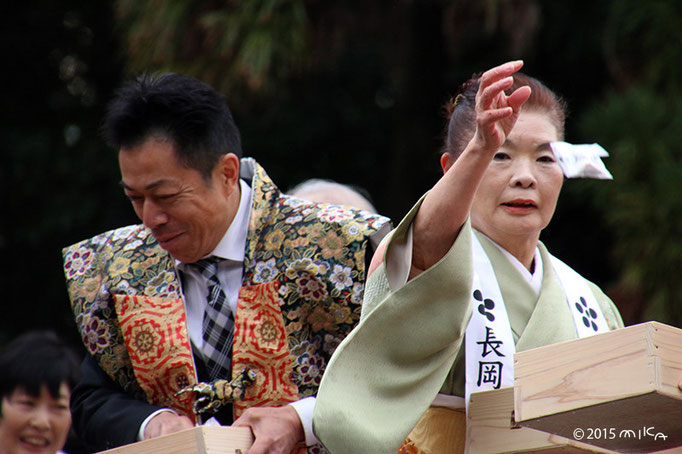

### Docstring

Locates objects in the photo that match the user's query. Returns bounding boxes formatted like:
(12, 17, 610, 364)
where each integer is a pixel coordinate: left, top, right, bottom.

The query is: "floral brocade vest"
(62, 158, 390, 418)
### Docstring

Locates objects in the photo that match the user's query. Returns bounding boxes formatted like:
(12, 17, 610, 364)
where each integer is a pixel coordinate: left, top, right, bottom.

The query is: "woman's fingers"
(476, 76, 514, 111)
(479, 60, 524, 91)
(475, 107, 512, 145)
(477, 107, 513, 127)
(468, 60, 530, 152)
(507, 85, 532, 112)
(477, 60, 530, 112)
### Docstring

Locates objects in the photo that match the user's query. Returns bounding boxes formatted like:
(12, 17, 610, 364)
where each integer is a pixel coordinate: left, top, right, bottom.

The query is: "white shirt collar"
(211, 179, 252, 262)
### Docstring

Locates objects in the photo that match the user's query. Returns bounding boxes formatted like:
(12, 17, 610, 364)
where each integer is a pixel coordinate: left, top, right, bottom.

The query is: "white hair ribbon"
(550, 141, 613, 180)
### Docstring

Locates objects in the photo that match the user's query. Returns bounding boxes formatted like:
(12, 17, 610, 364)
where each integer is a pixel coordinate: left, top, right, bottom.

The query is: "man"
(62, 73, 390, 453)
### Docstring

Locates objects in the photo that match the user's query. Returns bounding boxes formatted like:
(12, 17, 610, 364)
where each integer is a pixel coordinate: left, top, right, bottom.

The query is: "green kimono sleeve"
(313, 199, 474, 454)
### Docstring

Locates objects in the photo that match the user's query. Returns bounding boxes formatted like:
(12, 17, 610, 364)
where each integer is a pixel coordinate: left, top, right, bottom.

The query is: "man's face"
(119, 136, 241, 263)
(0, 383, 71, 454)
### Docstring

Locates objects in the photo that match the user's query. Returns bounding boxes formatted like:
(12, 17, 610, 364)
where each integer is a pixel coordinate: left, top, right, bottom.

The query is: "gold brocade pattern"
(232, 281, 299, 418)
(397, 407, 466, 454)
(114, 295, 198, 421)
(63, 224, 179, 400)
(397, 441, 425, 454)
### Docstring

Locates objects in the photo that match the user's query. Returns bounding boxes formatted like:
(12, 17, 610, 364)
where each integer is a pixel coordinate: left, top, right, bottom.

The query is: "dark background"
(2, 0, 682, 354)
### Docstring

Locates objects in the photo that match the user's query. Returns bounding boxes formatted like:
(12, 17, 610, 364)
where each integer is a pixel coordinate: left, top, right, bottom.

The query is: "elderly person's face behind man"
(119, 135, 241, 263)
(0, 383, 71, 454)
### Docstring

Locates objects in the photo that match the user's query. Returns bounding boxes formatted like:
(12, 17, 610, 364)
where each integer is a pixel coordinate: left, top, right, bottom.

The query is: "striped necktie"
(191, 257, 234, 381)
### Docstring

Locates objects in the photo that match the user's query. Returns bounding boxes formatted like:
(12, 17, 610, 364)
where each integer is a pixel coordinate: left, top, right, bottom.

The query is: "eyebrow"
(503, 139, 553, 151)
(119, 179, 172, 191)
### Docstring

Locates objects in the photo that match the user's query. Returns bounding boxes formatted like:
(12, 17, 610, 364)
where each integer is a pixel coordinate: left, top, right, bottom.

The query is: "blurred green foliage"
(116, 0, 309, 99)
(576, 0, 682, 325)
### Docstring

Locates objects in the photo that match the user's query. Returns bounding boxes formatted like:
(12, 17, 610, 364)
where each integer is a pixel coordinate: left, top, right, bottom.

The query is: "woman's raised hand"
(472, 60, 531, 155)
(410, 61, 531, 277)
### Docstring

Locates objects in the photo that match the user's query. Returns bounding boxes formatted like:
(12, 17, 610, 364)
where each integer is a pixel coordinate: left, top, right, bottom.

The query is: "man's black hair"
(102, 73, 243, 180)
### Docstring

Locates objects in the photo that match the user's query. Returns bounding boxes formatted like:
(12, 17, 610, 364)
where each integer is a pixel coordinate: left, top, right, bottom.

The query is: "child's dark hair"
(0, 330, 81, 410)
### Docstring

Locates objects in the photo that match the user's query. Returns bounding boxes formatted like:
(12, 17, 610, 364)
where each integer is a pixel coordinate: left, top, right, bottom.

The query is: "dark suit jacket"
(71, 343, 233, 452)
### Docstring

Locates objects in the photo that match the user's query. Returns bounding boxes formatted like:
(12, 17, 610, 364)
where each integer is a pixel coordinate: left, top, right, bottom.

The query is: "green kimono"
(313, 200, 624, 454)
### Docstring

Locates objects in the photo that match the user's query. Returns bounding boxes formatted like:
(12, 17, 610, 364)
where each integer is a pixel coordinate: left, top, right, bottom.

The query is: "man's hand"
(233, 405, 305, 454)
(144, 411, 194, 440)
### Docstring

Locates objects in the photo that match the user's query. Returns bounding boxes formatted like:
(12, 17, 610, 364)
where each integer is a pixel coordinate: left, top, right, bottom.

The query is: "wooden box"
(97, 426, 253, 454)
(467, 387, 617, 453)
(514, 322, 682, 453)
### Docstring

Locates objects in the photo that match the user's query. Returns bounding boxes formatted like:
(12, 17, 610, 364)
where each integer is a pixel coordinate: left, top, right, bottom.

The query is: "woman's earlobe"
(440, 153, 452, 174)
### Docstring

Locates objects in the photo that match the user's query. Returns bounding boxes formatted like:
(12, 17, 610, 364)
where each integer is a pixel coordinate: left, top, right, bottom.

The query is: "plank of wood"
(467, 387, 616, 453)
(514, 322, 682, 453)
(97, 426, 254, 454)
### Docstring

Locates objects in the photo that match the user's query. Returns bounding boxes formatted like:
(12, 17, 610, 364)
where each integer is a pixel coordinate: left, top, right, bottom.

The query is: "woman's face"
(470, 110, 563, 246)
(0, 383, 71, 454)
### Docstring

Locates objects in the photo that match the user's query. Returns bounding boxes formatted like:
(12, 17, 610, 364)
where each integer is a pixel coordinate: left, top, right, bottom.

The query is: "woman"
(0, 331, 81, 454)
(313, 61, 623, 453)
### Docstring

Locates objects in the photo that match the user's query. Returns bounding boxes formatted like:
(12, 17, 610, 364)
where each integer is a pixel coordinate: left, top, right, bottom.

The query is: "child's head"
(0, 331, 81, 454)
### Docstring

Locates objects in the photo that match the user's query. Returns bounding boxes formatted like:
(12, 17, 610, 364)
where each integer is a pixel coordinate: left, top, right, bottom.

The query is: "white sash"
(550, 255, 609, 337)
(464, 233, 608, 410)
(464, 235, 515, 412)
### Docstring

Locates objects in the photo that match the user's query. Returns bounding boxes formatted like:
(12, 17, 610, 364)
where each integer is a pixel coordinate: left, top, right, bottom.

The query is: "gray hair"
(288, 179, 377, 213)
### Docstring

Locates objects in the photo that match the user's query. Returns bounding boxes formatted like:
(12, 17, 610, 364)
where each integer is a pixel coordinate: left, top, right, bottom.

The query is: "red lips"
(502, 198, 537, 208)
